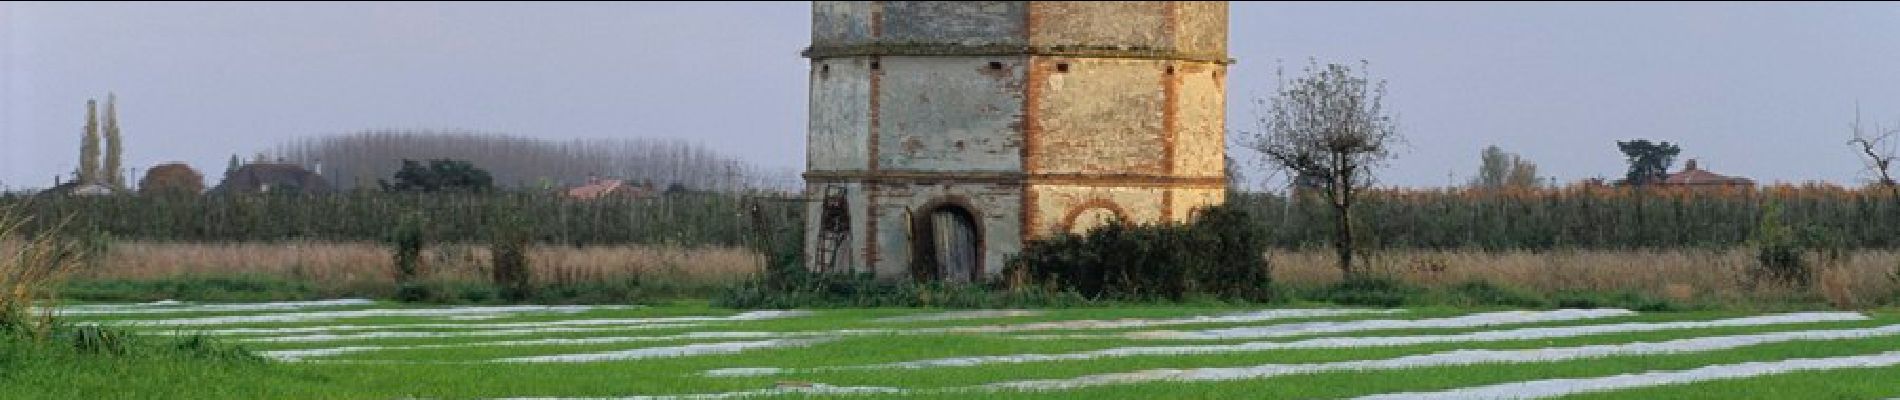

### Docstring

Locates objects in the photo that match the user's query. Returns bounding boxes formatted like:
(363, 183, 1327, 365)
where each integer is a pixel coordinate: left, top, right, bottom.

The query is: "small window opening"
(1055, 63, 1070, 73)
(820, 64, 830, 76)
(1165, 65, 1175, 75)
(988, 61, 1003, 70)
(870, 61, 881, 70)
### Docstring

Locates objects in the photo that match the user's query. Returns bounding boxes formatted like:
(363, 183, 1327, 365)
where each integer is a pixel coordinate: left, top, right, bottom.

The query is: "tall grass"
(1, 207, 83, 340)
(0, 191, 801, 247)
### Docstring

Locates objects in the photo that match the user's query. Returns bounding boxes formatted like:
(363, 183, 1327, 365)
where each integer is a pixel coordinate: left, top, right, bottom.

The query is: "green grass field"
(14, 301, 1900, 399)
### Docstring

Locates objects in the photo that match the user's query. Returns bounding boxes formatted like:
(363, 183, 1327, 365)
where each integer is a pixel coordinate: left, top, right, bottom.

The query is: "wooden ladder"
(812, 185, 851, 273)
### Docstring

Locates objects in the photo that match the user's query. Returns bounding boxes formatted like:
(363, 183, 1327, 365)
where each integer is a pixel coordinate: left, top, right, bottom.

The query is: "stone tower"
(803, 1, 1230, 282)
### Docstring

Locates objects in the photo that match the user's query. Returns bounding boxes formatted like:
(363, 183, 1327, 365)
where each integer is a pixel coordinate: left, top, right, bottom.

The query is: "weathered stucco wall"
(812, 1, 874, 47)
(881, 1, 1024, 45)
(1169, 188, 1226, 220)
(867, 182, 1023, 279)
(1174, 1, 1227, 55)
(1027, 57, 1167, 175)
(808, 58, 873, 172)
(1171, 61, 1226, 177)
(1028, 2, 1169, 50)
(803, 181, 873, 273)
(876, 56, 1025, 172)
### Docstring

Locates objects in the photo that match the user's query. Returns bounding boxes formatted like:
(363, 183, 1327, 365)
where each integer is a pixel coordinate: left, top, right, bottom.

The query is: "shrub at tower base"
(1009, 203, 1274, 302)
(715, 204, 1272, 308)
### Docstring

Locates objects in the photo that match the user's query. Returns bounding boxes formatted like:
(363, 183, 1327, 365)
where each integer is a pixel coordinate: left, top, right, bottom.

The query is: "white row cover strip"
(872, 310, 1045, 323)
(495, 384, 902, 400)
(46, 299, 377, 315)
(144, 308, 1380, 337)
(249, 309, 1393, 361)
(493, 338, 838, 363)
(934, 308, 1404, 334)
(257, 331, 811, 361)
(276, 309, 1385, 344)
(144, 310, 812, 336)
(979, 324, 1900, 391)
(236, 323, 705, 343)
(262, 346, 393, 361)
(703, 312, 1865, 377)
(1351, 350, 1900, 400)
(510, 326, 1900, 399)
(91, 304, 655, 326)
(1121, 309, 1637, 340)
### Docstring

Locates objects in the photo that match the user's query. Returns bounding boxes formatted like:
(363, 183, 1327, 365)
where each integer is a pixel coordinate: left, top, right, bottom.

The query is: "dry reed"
(2, 208, 85, 339)
(66, 241, 763, 293)
(50, 241, 1900, 309)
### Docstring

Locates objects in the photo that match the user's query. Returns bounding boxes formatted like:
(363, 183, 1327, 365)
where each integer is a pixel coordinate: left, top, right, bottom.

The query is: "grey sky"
(4, 1, 1899, 191)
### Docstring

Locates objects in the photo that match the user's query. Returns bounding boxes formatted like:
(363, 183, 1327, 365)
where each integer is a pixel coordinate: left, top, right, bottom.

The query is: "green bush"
(68, 325, 126, 355)
(1748, 202, 1840, 288)
(1303, 277, 1422, 307)
(386, 211, 427, 286)
(1007, 203, 1271, 302)
(488, 212, 534, 302)
(1438, 280, 1548, 308)
(533, 278, 645, 304)
(58, 275, 318, 302)
(1551, 290, 1682, 312)
(394, 281, 432, 303)
(6, 322, 264, 363)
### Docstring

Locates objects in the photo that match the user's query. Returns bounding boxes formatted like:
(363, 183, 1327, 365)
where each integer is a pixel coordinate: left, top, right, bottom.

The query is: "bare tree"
(1849, 105, 1898, 199)
(1245, 59, 1402, 279)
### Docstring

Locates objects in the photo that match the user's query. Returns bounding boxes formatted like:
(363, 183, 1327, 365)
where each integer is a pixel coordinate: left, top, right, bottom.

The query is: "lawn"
(12, 300, 1900, 399)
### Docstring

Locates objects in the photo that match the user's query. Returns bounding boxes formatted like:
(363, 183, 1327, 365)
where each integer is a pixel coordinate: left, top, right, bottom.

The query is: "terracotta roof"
(213, 163, 333, 194)
(1662, 159, 1754, 186)
(565, 179, 625, 200)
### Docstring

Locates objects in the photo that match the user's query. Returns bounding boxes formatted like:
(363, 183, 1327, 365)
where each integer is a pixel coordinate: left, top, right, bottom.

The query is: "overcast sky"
(5, 1, 1899, 191)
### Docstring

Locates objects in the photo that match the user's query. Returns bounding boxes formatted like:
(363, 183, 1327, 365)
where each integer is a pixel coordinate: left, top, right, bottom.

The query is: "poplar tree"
(104, 93, 125, 189)
(79, 99, 101, 185)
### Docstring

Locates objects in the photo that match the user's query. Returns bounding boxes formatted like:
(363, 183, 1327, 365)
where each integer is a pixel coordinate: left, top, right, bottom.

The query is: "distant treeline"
(6, 184, 1896, 250)
(271, 130, 800, 192)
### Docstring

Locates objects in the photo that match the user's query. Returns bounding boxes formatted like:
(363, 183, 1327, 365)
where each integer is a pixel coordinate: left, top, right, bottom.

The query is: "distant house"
(1660, 159, 1754, 188)
(564, 176, 655, 200)
(41, 180, 118, 197)
(212, 163, 333, 194)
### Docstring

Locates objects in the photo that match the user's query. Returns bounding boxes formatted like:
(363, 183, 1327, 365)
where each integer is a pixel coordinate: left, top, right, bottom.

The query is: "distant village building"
(802, 2, 1231, 282)
(43, 179, 117, 197)
(564, 176, 656, 200)
(1660, 159, 1754, 188)
(212, 163, 333, 194)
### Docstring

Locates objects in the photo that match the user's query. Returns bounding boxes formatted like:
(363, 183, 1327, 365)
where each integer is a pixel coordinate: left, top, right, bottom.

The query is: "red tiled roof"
(565, 179, 624, 200)
(565, 179, 658, 200)
(1662, 160, 1754, 186)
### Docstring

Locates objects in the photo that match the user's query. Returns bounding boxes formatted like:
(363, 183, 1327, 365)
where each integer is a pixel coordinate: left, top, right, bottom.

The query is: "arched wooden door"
(914, 205, 980, 283)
